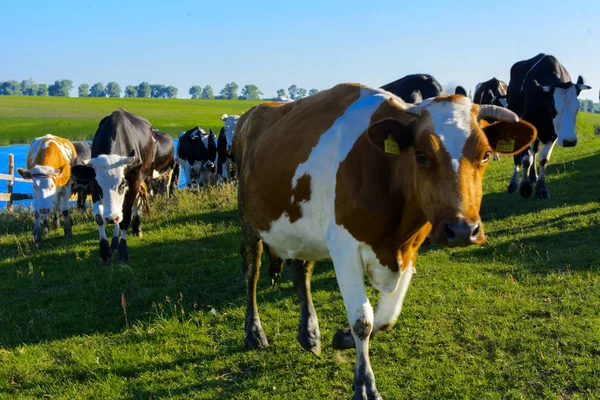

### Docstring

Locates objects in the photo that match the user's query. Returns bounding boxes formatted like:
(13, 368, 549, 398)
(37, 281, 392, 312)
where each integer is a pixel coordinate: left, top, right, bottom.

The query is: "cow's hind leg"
(535, 140, 556, 199)
(507, 155, 520, 194)
(293, 260, 321, 354)
(519, 144, 535, 198)
(241, 213, 268, 349)
(264, 243, 285, 285)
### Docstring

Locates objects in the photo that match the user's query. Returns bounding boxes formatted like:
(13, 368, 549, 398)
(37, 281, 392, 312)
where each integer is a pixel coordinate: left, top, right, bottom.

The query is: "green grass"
(1, 113, 600, 399)
(0, 96, 262, 145)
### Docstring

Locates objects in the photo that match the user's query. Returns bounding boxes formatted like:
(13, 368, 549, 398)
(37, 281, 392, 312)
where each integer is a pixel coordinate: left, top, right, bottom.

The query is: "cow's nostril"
(445, 224, 456, 240)
(471, 223, 480, 238)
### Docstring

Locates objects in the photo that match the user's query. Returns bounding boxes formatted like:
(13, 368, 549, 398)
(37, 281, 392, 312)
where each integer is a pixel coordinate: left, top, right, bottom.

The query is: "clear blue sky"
(1, 0, 599, 100)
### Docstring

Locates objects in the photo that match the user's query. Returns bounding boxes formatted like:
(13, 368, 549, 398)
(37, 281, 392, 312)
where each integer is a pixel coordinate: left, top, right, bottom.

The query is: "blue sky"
(1, 0, 599, 99)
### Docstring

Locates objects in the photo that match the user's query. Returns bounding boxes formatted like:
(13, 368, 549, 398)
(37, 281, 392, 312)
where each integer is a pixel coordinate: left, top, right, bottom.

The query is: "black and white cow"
(474, 78, 508, 108)
(149, 129, 177, 200)
(72, 108, 154, 263)
(177, 126, 217, 188)
(380, 73, 447, 103)
(216, 114, 239, 182)
(71, 141, 92, 210)
(506, 53, 591, 199)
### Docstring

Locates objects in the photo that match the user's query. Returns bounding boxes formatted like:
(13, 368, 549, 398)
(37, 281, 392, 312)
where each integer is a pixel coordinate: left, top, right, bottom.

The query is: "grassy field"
(0, 110, 599, 399)
(0, 96, 262, 145)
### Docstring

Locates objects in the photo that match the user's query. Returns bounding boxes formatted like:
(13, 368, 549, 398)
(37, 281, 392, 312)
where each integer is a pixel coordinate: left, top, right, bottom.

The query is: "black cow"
(149, 129, 177, 199)
(177, 126, 217, 188)
(506, 53, 591, 199)
(72, 108, 155, 263)
(216, 114, 240, 182)
(474, 78, 508, 107)
(71, 141, 92, 210)
(381, 73, 446, 103)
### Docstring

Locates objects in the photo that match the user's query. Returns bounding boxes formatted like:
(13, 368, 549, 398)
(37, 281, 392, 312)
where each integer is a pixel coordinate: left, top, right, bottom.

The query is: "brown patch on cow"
(27, 136, 76, 188)
(287, 174, 312, 223)
(235, 83, 367, 232)
(431, 94, 466, 104)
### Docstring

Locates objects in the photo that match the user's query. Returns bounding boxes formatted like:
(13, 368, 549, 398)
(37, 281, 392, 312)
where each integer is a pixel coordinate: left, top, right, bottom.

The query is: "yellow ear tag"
(495, 138, 515, 153)
(384, 135, 400, 155)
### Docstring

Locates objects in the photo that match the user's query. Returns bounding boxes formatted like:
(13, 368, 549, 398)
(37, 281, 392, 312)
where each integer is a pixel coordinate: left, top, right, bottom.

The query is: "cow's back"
(381, 74, 446, 102)
(235, 83, 377, 236)
(27, 135, 76, 187)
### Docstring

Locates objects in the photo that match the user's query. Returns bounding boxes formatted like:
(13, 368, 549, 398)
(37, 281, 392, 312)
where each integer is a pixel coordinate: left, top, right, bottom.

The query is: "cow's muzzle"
(561, 138, 578, 148)
(445, 221, 481, 247)
(105, 215, 121, 224)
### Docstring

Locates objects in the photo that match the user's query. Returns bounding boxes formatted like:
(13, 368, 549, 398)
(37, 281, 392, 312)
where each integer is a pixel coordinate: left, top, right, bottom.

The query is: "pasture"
(0, 96, 262, 145)
(0, 101, 600, 398)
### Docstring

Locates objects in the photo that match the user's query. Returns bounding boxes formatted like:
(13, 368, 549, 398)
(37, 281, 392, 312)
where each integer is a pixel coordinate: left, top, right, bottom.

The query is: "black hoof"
(332, 328, 356, 350)
(64, 231, 73, 239)
(118, 239, 130, 261)
(100, 239, 112, 264)
(111, 236, 120, 252)
(535, 188, 550, 199)
(352, 386, 382, 400)
(245, 323, 269, 350)
(298, 317, 321, 355)
(519, 180, 533, 198)
(507, 181, 519, 194)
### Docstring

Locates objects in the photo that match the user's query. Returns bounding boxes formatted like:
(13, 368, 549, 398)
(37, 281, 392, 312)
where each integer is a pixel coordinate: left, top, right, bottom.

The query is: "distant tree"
(106, 82, 121, 98)
(78, 83, 90, 97)
(587, 101, 595, 113)
(219, 82, 239, 100)
(136, 82, 151, 98)
(48, 79, 73, 97)
(240, 84, 263, 100)
(308, 88, 319, 96)
(201, 85, 214, 99)
(0, 80, 21, 95)
(150, 84, 167, 98)
(165, 86, 178, 98)
(20, 79, 38, 96)
(124, 85, 136, 98)
(277, 88, 286, 98)
(36, 83, 48, 96)
(189, 85, 202, 99)
(90, 82, 106, 97)
(295, 87, 307, 99)
(288, 85, 298, 100)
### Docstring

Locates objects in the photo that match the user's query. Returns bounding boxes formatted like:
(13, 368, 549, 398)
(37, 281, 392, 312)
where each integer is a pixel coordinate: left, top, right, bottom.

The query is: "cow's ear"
(17, 168, 32, 179)
(367, 117, 417, 155)
(72, 165, 96, 180)
(482, 120, 537, 155)
(455, 86, 467, 96)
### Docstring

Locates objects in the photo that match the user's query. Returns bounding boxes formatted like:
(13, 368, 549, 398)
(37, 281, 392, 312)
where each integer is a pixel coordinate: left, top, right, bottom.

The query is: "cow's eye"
(415, 151, 428, 166)
(118, 182, 127, 193)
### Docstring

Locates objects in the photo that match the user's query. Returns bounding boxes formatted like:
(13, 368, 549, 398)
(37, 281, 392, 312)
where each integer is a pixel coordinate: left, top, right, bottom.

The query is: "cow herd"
(15, 53, 593, 399)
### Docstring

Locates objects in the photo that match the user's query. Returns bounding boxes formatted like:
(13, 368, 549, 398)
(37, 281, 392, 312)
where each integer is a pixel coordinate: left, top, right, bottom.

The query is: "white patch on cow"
(93, 201, 108, 241)
(152, 170, 162, 180)
(426, 97, 473, 172)
(552, 86, 580, 146)
(259, 87, 402, 293)
(87, 154, 133, 221)
(537, 140, 557, 181)
(222, 115, 239, 151)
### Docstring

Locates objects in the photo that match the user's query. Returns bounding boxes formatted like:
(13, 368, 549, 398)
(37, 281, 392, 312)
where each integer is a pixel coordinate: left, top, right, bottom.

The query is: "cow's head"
(18, 165, 69, 214)
(220, 114, 240, 151)
(72, 154, 136, 224)
(534, 75, 591, 147)
(369, 95, 537, 247)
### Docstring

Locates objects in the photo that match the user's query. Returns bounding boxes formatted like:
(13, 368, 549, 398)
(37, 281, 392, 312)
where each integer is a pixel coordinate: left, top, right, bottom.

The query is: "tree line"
(1, 78, 319, 100)
(579, 99, 600, 114)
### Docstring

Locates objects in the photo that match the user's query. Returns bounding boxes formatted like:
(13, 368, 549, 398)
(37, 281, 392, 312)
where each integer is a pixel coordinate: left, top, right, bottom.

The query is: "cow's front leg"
(117, 190, 136, 261)
(519, 146, 535, 198)
(507, 162, 520, 194)
(41, 213, 49, 235)
(131, 203, 142, 237)
(94, 201, 111, 264)
(331, 247, 379, 400)
(111, 223, 120, 253)
(535, 140, 556, 199)
(528, 139, 540, 184)
(293, 260, 321, 354)
(33, 210, 42, 245)
(59, 187, 72, 238)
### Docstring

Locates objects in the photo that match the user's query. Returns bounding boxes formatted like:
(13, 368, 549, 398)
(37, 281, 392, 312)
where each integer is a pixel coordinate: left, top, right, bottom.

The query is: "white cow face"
(84, 155, 135, 223)
(18, 165, 60, 213)
(221, 114, 240, 151)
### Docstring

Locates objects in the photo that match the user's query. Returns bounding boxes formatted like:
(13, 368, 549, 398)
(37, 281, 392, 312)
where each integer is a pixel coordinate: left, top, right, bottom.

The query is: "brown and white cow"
(17, 134, 77, 245)
(234, 83, 536, 399)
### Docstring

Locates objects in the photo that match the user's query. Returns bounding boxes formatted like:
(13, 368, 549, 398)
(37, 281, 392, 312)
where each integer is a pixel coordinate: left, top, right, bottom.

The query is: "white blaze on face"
(29, 165, 57, 212)
(87, 154, 134, 221)
(427, 97, 473, 172)
(222, 115, 239, 151)
(553, 85, 580, 146)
